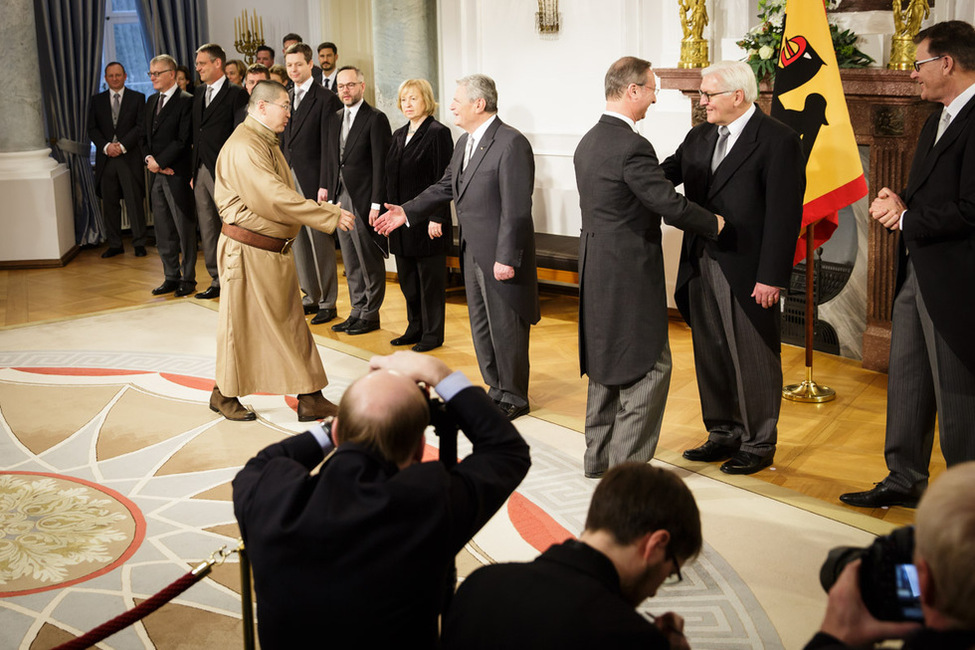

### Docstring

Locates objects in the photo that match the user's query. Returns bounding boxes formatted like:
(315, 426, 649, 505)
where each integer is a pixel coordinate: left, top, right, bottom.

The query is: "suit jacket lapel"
(456, 118, 501, 201)
(341, 102, 369, 161)
(289, 86, 315, 137)
(404, 115, 431, 152)
(708, 109, 762, 200)
(202, 82, 229, 121)
(906, 97, 975, 201)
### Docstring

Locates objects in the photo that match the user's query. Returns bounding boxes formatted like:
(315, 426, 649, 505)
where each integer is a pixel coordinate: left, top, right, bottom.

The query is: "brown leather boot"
(297, 391, 339, 422)
(209, 386, 257, 421)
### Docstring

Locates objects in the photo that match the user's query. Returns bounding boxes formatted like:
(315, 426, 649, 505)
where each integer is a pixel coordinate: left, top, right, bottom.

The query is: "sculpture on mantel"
(678, 0, 710, 68)
(889, 0, 930, 70)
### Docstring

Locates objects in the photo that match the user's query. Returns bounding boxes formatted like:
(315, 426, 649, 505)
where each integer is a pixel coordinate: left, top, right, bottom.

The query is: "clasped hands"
(869, 187, 907, 231)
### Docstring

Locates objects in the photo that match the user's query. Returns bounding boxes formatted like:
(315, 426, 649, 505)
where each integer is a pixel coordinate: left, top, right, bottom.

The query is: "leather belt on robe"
(221, 223, 296, 253)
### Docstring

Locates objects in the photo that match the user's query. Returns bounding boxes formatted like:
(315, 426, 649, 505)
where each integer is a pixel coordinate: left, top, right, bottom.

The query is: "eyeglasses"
(148, 69, 175, 78)
(266, 101, 291, 113)
(336, 82, 361, 91)
(699, 89, 734, 103)
(663, 549, 683, 585)
(913, 55, 944, 72)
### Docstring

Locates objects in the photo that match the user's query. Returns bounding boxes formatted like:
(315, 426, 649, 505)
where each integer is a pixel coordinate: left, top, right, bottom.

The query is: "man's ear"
(330, 416, 341, 445)
(640, 529, 671, 562)
(916, 555, 936, 609)
(413, 433, 426, 464)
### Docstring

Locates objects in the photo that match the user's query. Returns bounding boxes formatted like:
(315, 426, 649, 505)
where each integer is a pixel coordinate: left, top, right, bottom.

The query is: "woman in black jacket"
(385, 79, 454, 351)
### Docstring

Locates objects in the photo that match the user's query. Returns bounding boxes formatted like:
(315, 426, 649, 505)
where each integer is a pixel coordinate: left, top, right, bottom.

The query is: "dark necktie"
(156, 93, 166, 115)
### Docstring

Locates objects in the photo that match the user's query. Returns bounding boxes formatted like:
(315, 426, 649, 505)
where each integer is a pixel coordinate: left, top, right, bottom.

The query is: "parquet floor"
(0, 242, 941, 527)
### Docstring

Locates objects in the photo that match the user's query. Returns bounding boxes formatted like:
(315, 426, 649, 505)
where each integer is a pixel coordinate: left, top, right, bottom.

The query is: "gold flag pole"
(783, 221, 836, 403)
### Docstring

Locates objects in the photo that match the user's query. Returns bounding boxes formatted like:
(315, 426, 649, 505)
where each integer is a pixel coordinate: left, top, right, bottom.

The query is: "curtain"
(34, 0, 107, 245)
(138, 0, 209, 71)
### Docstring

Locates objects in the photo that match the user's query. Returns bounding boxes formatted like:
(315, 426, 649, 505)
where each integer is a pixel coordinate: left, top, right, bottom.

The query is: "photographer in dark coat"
(806, 462, 975, 649)
(232, 350, 531, 649)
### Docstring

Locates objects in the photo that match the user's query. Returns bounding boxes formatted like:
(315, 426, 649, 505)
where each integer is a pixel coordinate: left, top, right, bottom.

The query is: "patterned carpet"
(0, 302, 884, 649)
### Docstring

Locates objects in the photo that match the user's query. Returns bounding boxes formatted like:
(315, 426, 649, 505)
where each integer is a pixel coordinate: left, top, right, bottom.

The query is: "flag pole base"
(783, 367, 836, 403)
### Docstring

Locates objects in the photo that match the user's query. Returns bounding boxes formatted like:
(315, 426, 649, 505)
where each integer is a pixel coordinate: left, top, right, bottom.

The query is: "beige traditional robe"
(214, 115, 343, 396)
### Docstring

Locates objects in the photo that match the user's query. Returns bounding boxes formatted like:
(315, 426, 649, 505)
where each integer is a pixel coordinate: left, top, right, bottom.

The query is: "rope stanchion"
(238, 541, 256, 650)
(53, 544, 238, 650)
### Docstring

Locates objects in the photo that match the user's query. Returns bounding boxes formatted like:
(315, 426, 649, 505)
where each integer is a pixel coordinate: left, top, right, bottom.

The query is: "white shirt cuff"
(899, 210, 906, 230)
(435, 371, 472, 402)
(308, 420, 336, 454)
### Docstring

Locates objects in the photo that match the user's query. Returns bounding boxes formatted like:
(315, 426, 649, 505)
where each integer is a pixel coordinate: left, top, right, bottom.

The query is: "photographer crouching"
(807, 462, 975, 649)
(232, 351, 531, 649)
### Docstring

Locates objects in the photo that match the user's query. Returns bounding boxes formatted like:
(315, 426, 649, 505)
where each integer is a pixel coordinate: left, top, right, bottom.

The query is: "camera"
(819, 526, 923, 622)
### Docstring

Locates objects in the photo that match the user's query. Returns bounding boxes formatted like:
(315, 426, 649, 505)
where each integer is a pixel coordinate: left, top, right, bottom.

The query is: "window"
(100, 0, 152, 97)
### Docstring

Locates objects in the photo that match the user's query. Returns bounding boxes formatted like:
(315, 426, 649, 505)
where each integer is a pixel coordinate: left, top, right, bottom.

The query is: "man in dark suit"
(324, 66, 392, 335)
(840, 21, 975, 509)
(255, 45, 274, 68)
(144, 54, 196, 297)
(282, 43, 343, 326)
(574, 57, 723, 479)
(442, 462, 699, 650)
(378, 74, 539, 420)
(88, 61, 146, 258)
(317, 41, 339, 93)
(662, 60, 805, 476)
(232, 350, 530, 649)
(191, 42, 248, 300)
(282, 33, 323, 86)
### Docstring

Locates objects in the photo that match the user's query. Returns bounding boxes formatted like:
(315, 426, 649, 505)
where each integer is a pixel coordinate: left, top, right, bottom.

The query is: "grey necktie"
(340, 108, 352, 154)
(935, 109, 951, 143)
(111, 93, 120, 126)
(205, 85, 213, 108)
(711, 125, 730, 172)
(156, 93, 166, 115)
(295, 88, 305, 111)
(462, 136, 475, 171)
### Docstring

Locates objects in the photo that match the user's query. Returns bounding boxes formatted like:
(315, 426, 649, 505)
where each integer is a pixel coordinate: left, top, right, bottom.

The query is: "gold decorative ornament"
(678, 0, 710, 69)
(234, 9, 265, 65)
(888, 0, 930, 70)
(536, 0, 560, 35)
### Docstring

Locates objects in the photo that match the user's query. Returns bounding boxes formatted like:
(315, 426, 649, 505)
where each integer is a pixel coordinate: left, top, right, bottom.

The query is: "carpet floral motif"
(0, 472, 137, 590)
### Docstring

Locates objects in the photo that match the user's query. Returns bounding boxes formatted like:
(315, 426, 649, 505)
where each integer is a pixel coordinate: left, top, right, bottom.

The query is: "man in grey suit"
(377, 74, 539, 420)
(661, 61, 805, 476)
(574, 57, 723, 478)
(841, 21, 975, 508)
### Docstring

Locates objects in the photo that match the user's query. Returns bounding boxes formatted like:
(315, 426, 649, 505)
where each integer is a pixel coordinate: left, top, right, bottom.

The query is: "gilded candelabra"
(678, 0, 710, 69)
(888, 0, 930, 70)
(234, 9, 265, 65)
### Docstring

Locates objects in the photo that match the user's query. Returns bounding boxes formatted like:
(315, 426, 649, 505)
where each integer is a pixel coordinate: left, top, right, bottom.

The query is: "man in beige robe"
(211, 80, 355, 421)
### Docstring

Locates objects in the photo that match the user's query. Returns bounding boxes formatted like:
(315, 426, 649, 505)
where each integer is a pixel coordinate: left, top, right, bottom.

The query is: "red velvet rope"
(52, 569, 208, 650)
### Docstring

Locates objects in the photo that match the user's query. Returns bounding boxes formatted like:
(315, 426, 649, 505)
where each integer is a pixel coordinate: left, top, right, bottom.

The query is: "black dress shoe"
(134, 246, 147, 257)
(310, 308, 337, 325)
(151, 280, 179, 295)
(839, 483, 921, 509)
(331, 317, 358, 332)
(411, 342, 440, 352)
(101, 247, 124, 258)
(720, 451, 774, 475)
(303, 304, 319, 315)
(498, 402, 530, 420)
(683, 440, 739, 462)
(195, 286, 220, 300)
(174, 282, 196, 297)
(390, 333, 421, 346)
(346, 319, 380, 335)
